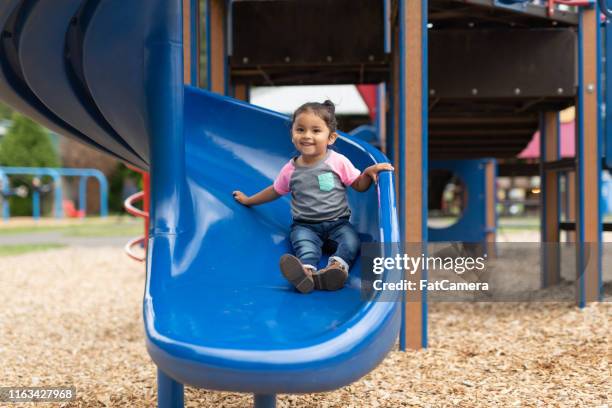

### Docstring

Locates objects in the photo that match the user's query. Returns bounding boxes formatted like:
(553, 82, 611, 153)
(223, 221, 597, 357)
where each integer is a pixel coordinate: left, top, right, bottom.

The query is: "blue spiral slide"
(0, 1, 401, 406)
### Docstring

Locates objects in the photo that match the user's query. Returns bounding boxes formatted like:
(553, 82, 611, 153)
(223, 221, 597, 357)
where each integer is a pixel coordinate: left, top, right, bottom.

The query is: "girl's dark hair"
(291, 100, 338, 133)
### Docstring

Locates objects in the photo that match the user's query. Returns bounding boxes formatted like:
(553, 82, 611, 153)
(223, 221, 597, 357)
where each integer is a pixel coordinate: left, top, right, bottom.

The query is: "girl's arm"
(233, 185, 281, 206)
(351, 163, 395, 192)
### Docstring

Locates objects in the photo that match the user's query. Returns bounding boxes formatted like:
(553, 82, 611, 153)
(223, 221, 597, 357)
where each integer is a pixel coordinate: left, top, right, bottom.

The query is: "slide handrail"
(124, 191, 147, 218)
(123, 191, 147, 262)
(123, 165, 150, 263)
(124, 236, 146, 262)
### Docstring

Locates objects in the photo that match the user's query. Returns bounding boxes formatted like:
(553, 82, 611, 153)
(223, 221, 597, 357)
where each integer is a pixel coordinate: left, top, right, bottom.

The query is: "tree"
(0, 113, 60, 167)
(0, 113, 60, 215)
(0, 101, 12, 121)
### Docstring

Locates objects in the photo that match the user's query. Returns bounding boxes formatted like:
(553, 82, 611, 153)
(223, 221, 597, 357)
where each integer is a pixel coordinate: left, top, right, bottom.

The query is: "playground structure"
(0, 167, 108, 220)
(225, 0, 608, 344)
(0, 0, 610, 407)
(428, 159, 497, 252)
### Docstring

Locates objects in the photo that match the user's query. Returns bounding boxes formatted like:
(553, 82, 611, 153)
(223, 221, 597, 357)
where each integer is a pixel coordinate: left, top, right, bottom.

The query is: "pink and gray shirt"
(273, 150, 361, 222)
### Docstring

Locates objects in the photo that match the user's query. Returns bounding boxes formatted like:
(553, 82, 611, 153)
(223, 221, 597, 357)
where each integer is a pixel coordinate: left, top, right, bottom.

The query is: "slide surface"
(0, 0, 401, 394)
(145, 87, 401, 393)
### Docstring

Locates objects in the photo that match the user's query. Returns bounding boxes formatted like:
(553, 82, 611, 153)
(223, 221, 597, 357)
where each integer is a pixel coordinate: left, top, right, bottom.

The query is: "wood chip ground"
(0, 247, 609, 407)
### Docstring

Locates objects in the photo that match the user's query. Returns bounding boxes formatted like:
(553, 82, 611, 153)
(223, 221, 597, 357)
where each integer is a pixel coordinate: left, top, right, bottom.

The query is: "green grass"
(0, 243, 66, 257)
(497, 216, 540, 231)
(497, 224, 541, 231)
(498, 215, 612, 231)
(0, 218, 142, 237)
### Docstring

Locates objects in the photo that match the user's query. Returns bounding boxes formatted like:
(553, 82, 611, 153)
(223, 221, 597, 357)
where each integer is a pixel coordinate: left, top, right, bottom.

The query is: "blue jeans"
(290, 217, 360, 271)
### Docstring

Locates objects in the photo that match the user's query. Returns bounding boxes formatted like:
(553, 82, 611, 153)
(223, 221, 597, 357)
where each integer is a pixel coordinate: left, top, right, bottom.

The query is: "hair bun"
(322, 99, 335, 114)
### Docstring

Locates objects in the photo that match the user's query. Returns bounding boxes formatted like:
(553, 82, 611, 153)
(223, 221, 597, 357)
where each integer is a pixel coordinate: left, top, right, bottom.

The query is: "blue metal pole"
(79, 176, 88, 216)
(597, 5, 604, 302)
(95, 172, 109, 218)
(206, 0, 212, 91)
(33, 190, 40, 220)
(223, 0, 229, 95)
(51, 172, 63, 219)
(398, 0, 406, 352)
(606, 17, 612, 168)
(190, 0, 199, 87)
(386, 82, 394, 165)
(493, 159, 498, 257)
(577, 9, 585, 307)
(254, 394, 276, 408)
(383, 0, 390, 53)
(157, 369, 183, 408)
(421, 0, 429, 349)
(1, 172, 9, 221)
(376, 83, 384, 147)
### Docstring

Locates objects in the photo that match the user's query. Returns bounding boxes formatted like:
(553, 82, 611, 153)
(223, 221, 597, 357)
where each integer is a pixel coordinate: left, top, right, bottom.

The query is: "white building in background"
(250, 85, 369, 116)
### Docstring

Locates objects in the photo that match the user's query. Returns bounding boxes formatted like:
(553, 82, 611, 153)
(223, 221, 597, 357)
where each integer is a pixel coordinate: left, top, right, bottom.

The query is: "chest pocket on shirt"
(317, 172, 335, 192)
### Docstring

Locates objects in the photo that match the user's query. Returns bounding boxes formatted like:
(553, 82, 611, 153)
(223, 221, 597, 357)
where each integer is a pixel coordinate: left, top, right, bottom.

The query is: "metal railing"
(123, 167, 150, 263)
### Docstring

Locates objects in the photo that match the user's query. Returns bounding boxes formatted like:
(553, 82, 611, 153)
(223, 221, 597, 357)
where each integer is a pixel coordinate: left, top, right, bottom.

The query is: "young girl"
(233, 100, 393, 294)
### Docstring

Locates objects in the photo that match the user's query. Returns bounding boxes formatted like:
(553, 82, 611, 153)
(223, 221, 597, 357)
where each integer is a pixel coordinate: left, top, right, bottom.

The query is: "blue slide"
(0, 0, 400, 404)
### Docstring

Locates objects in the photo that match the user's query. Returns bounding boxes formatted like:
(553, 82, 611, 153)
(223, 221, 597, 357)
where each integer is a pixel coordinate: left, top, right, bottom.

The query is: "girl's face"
(291, 111, 337, 159)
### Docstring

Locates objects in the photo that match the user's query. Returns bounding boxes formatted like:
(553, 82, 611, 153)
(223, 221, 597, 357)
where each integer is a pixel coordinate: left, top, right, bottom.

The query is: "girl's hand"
(232, 190, 251, 206)
(364, 163, 395, 184)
